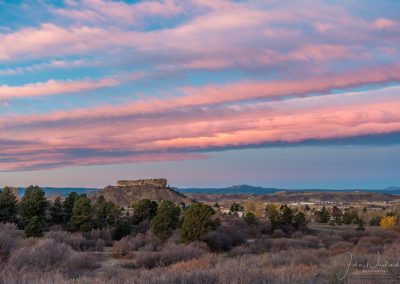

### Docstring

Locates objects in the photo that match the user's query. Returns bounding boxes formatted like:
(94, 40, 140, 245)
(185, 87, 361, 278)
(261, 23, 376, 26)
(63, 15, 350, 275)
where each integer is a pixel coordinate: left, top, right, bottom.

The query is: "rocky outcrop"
(91, 179, 191, 207)
(117, 178, 167, 188)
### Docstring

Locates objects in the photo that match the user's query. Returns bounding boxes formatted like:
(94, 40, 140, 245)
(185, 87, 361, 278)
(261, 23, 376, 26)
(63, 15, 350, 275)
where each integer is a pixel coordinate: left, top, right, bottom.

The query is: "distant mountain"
(176, 185, 400, 195)
(386, 186, 400, 191)
(7, 185, 400, 198)
(13, 187, 98, 197)
(176, 184, 281, 195)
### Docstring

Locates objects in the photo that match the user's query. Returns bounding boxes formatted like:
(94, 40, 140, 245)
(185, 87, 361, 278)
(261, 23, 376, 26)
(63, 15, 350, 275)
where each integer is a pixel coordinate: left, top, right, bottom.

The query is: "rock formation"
(117, 178, 167, 188)
(91, 179, 191, 207)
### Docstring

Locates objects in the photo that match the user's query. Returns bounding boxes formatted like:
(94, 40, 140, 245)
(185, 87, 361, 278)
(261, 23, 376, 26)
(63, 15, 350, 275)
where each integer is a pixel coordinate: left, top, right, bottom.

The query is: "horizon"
(1, 1, 400, 188)
(4, 182, 400, 191)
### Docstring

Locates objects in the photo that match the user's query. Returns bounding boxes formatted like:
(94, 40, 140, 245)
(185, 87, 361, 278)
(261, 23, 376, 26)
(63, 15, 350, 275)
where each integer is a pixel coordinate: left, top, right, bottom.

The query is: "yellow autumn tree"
(380, 216, 397, 229)
(244, 201, 256, 214)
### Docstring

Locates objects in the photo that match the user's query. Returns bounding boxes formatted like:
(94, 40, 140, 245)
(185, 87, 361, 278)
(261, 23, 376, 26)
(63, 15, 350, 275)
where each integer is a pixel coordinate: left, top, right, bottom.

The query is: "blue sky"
(0, 0, 399, 188)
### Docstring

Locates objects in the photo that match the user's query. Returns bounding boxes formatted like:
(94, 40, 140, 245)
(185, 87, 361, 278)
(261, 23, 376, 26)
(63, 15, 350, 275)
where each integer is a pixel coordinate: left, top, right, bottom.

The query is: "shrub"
(329, 241, 354, 254)
(271, 238, 317, 251)
(272, 229, 285, 238)
(244, 212, 256, 225)
(318, 233, 343, 247)
(113, 236, 136, 258)
(85, 228, 113, 246)
(248, 238, 272, 253)
(5, 239, 73, 272)
(301, 235, 320, 248)
(63, 252, 101, 276)
(204, 231, 233, 251)
(134, 244, 204, 269)
(370, 229, 398, 241)
(5, 238, 100, 278)
(227, 245, 253, 257)
(353, 236, 384, 254)
(0, 223, 21, 262)
(45, 230, 86, 251)
(95, 239, 105, 251)
(112, 233, 161, 258)
(291, 231, 303, 239)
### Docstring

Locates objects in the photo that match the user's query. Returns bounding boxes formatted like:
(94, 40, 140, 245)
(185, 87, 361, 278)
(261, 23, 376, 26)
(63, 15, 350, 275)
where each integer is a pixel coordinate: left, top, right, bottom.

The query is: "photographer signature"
(334, 251, 400, 280)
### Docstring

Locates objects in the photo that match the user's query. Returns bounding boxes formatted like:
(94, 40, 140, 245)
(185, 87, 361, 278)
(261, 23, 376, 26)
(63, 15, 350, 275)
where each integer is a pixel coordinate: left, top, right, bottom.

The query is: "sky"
(0, 0, 399, 189)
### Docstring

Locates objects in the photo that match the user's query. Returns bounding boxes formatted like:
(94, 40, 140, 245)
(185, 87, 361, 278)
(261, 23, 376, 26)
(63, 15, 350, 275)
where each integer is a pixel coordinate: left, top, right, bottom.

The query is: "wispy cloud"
(0, 0, 399, 172)
(0, 77, 120, 100)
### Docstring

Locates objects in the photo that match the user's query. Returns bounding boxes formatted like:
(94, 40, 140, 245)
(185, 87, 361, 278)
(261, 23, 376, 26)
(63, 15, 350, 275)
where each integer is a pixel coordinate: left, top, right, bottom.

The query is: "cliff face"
(91, 179, 191, 207)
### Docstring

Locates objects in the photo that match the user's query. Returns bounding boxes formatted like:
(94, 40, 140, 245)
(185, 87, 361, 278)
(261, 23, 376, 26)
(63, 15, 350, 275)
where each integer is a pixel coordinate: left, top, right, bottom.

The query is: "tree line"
(0, 186, 219, 243)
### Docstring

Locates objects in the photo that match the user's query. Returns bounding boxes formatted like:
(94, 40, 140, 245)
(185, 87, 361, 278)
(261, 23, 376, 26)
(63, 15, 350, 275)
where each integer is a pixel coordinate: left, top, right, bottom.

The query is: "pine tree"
(94, 195, 120, 228)
(293, 212, 308, 229)
(19, 186, 48, 226)
(70, 196, 94, 232)
(131, 199, 158, 224)
(63, 192, 79, 225)
(0, 187, 18, 223)
(181, 203, 214, 243)
(280, 204, 293, 226)
(49, 197, 64, 225)
(315, 206, 330, 223)
(151, 200, 181, 241)
(25, 215, 44, 238)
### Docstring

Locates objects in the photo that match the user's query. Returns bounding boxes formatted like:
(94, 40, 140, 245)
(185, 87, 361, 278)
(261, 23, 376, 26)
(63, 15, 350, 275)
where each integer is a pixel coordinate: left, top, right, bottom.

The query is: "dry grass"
(2, 216, 400, 284)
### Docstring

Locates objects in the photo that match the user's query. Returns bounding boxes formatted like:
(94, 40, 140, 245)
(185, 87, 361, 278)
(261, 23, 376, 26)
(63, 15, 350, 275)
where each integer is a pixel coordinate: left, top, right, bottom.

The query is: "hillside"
(188, 191, 400, 203)
(91, 179, 192, 207)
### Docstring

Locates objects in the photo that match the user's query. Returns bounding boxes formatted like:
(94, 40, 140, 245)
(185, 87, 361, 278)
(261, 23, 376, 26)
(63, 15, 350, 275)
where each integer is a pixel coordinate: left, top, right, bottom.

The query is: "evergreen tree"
(181, 203, 215, 243)
(48, 197, 64, 225)
(63, 192, 79, 225)
(25, 215, 44, 237)
(0, 187, 18, 223)
(244, 212, 256, 225)
(280, 204, 293, 226)
(315, 206, 330, 223)
(113, 220, 132, 240)
(342, 208, 358, 225)
(151, 200, 181, 241)
(70, 196, 94, 232)
(331, 206, 343, 225)
(131, 199, 158, 224)
(293, 212, 308, 229)
(94, 195, 121, 228)
(19, 186, 48, 226)
(369, 215, 381, 226)
(355, 217, 365, 231)
(265, 204, 280, 229)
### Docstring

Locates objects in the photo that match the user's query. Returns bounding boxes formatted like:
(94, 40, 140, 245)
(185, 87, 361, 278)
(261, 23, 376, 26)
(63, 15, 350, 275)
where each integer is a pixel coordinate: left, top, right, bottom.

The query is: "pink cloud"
(53, 0, 183, 24)
(0, 85, 399, 170)
(0, 77, 119, 100)
(1, 64, 399, 125)
(371, 18, 398, 30)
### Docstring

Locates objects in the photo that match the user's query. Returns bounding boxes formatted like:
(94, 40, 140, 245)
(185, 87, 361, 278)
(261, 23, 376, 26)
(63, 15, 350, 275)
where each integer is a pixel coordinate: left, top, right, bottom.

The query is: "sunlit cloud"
(0, 0, 399, 173)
